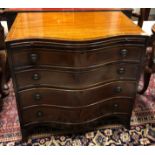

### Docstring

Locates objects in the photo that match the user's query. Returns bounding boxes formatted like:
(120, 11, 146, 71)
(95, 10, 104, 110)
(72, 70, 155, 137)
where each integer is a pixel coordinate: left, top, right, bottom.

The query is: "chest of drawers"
(5, 12, 149, 141)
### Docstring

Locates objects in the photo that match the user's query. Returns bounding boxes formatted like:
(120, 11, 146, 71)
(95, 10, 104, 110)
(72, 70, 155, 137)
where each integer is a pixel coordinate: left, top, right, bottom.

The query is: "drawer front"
(22, 98, 133, 126)
(18, 81, 136, 108)
(15, 62, 139, 90)
(11, 46, 143, 69)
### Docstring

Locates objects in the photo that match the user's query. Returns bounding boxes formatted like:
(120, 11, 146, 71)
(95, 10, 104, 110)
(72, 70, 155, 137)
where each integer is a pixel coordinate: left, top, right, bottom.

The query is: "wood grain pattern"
(5, 11, 149, 140)
(6, 12, 147, 42)
(22, 98, 132, 125)
(11, 45, 143, 70)
(18, 81, 136, 108)
(15, 63, 138, 90)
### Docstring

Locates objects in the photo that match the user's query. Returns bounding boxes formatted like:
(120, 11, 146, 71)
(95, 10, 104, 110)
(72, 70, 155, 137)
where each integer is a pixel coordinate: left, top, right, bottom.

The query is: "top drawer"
(11, 45, 143, 70)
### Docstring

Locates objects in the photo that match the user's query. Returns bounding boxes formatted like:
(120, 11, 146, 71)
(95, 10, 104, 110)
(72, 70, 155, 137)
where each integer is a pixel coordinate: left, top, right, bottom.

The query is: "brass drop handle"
(34, 93, 41, 101)
(113, 103, 119, 109)
(32, 73, 40, 80)
(36, 111, 43, 117)
(117, 67, 125, 74)
(120, 49, 128, 57)
(30, 53, 38, 64)
(114, 86, 122, 93)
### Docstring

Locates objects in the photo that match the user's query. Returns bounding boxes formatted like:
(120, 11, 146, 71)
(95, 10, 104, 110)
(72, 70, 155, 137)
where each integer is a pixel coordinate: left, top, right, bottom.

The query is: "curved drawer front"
(11, 46, 142, 69)
(18, 81, 136, 108)
(22, 98, 133, 126)
(15, 62, 139, 90)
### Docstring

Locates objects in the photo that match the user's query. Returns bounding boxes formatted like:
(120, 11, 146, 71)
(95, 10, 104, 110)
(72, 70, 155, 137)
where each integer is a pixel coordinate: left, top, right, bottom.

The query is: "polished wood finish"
(11, 46, 143, 69)
(0, 9, 145, 102)
(6, 12, 146, 42)
(18, 81, 136, 108)
(15, 63, 139, 90)
(4, 8, 133, 30)
(0, 8, 140, 103)
(22, 98, 132, 125)
(5, 12, 149, 141)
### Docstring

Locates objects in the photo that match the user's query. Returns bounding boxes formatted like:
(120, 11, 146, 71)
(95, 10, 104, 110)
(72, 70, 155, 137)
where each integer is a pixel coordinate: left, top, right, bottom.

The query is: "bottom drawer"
(22, 98, 134, 127)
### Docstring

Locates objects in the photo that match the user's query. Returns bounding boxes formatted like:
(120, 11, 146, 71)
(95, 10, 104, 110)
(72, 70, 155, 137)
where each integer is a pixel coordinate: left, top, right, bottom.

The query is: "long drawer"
(15, 62, 139, 90)
(11, 45, 143, 70)
(22, 98, 133, 126)
(18, 81, 137, 108)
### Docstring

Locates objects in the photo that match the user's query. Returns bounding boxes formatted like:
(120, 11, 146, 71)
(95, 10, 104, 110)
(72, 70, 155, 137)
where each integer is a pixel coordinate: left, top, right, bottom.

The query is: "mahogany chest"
(5, 12, 148, 141)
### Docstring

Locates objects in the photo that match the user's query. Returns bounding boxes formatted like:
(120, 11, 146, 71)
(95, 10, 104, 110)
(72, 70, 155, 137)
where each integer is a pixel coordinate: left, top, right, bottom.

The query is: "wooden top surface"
(6, 12, 147, 42)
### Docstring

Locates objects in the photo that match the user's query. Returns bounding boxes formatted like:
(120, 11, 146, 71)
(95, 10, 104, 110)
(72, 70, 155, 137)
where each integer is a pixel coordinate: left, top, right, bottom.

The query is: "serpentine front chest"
(5, 11, 148, 141)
